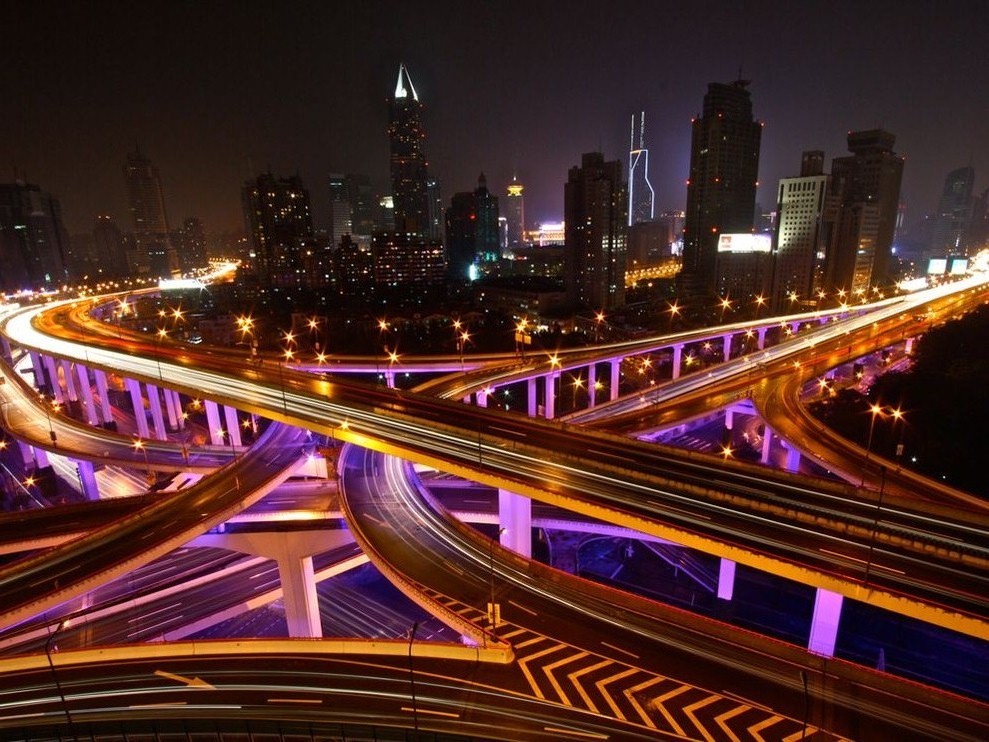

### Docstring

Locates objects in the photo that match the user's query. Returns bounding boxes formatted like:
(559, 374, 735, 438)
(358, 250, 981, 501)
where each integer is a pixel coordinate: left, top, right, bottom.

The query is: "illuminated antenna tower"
(627, 111, 655, 226)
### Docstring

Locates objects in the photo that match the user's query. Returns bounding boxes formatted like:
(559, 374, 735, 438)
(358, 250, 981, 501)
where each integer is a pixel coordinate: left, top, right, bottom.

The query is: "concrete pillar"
(163, 386, 180, 431)
(30, 446, 50, 469)
(61, 360, 79, 402)
(808, 588, 843, 657)
(609, 359, 620, 401)
(757, 328, 767, 350)
(587, 364, 597, 408)
(169, 390, 186, 429)
(42, 356, 64, 403)
(75, 364, 99, 425)
(476, 389, 489, 408)
(29, 351, 46, 391)
(784, 442, 801, 472)
(384, 370, 395, 388)
(277, 554, 322, 638)
(790, 321, 801, 335)
(725, 407, 734, 432)
(0, 336, 12, 363)
(498, 489, 532, 558)
(671, 344, 684, 380)
(543, 373, 556, 419)
(527, 378, 537, 417)
(905, 337, 914, 354)
(224, 405, 242, 447)
(717, 558, 736, 600)
(761, 427, 773, 464)
(74, 459, 100, 501)
(93, 369, 114, 425)
(125, 377, 150, 439)
(204, 400, 225, 445)
(145, 384, 168, 440)
(722, 333, 733, 362)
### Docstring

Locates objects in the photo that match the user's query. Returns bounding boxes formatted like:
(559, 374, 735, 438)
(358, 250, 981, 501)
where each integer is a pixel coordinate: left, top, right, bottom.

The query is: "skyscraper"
(564, 152, 627, 310)
(505, 178, 525, 251)
(0, 181, 69, 291)
(929, 166, 975, 255)
(328, 173, 353, 246)
(826, 129, 904, 294)
(444, 174, 501, 282)
(242, 172, 315, 293)
(680, 80, 762, 305)
(124, 148, 178, 277)
(627, 112, 655, 226)
(177, 217, 208, 274)
(388, 63, 430, 235)
(770, 151, 834, 311)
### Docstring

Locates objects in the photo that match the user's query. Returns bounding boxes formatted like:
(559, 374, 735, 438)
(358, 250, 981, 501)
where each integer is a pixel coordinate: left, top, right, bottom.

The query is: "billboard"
(717, 233, 771, 253)
(926, 258, 947, 275)
(949, 257, 969, 275)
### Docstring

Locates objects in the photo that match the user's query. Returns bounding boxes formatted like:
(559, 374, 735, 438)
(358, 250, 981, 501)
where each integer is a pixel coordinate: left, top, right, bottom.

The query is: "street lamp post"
(44, 619, 77, 741)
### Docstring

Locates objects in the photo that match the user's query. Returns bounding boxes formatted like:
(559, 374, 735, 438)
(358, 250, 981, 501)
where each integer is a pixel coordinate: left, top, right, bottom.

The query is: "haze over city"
(6, 0, 989, 234)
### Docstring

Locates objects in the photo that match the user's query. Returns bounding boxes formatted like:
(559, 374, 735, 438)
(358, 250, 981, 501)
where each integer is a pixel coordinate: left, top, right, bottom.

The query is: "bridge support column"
(61, 360, 79, 402)
(723, 333, 734, 362)
(204, 400, 225, 445)
(74, 364, 99, 425)
(384, 370, 395, 388)
(162, 386, 180, 431)
(224, 406, 243, 447)
(671, 344, 684, 380)
(276, 553, 322, 638)
(790, 321, 801, 335)
(784, 442, 801, 472)
(527, 378, 537, 416)
(725, 408, 734, 435)
(761, 427, 773, 464)
(42, 355, 64, 403)
(74, 459, 100, 501)
(610, 360, 620, 401)
(475, 389, 488, 408)
(29, 351, 46, 391)
(0, 336, 12, 363)
(905, 337, 914, 354)
(125, 378, 150, 439)
(587, 364, 597, 407)
(757, 328, 767, 350)
(543, 373, 556, 419)
(93, 369, 114, 426)
(169, 390, 186, 429)
(717, 558, 736, 600)
(145, 384, 168, 440)
(498, 489, 531, 557)
(808, 588, 843, 657)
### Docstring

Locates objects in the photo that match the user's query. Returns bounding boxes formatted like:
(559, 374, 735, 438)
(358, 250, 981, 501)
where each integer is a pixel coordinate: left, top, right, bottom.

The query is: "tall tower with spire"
(627, 112, 655, 226)
(388, 63, 430, 235)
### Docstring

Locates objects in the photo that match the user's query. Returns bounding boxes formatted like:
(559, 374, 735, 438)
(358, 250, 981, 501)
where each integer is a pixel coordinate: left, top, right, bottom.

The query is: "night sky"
(5, 1, 989, 237)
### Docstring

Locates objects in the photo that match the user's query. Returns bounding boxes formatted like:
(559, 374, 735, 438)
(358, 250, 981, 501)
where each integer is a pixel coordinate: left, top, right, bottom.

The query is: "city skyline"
(5, 1, 989, 237)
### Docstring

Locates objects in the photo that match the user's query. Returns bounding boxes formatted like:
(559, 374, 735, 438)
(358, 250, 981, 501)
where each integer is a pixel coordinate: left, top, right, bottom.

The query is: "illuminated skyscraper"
(0, 181, 69, 291)
(124, 148, 178, 277)
(505, 177, 525, 251)
(825, 129, 903, 294)
(627, 112, 655, 226)
(679, 80, 762, 305)
(930, 166, 975, 255)
(564, 152, 627, 310)
(242, 172, 314, 293)
(388, 63, 430, 235)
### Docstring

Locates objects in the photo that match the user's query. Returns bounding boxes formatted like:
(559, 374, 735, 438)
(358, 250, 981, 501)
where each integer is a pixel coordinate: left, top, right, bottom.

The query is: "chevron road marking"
(595, 667, 640, 721)
(748, 714, 785, 741)
(713, 703, 750, 742)
(567, 658, 614, 714)
(518, 643, 569, 699)
(515, 634, 547, 649)
(542, 650, 590, 706)
(650, 683, 691, 737)
(683, 694, 722, 742)
(624, 675, 666, 729)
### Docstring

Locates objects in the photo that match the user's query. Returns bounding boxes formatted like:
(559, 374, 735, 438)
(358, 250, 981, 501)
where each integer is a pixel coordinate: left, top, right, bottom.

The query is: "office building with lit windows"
(388, 64, 430, 235)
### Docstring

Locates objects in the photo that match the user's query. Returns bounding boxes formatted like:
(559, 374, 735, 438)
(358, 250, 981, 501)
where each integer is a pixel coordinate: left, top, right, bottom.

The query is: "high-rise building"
(177, 217, 208, 274)
(564, 152, 627, 310)
(242, 173, 315, 294)
(505, 178, 525, 252)
(680, 80, 762, 305)
(92, 215, 128, 278)
(444, 174, 500, 282)
(335, 234, 375, 304)
(124, 148, 178, 277)
(388, 63, 430, 235)
(826, 129, 904, 294)
(328, 173, 353, 246)
(0, 181, 70, 292)
(929, 166, 975, 255)
(372, 231, 445, 304)
(628, 111, 655, 226)
(426, 178, 444, 242)
(770, 151, 834, 311)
